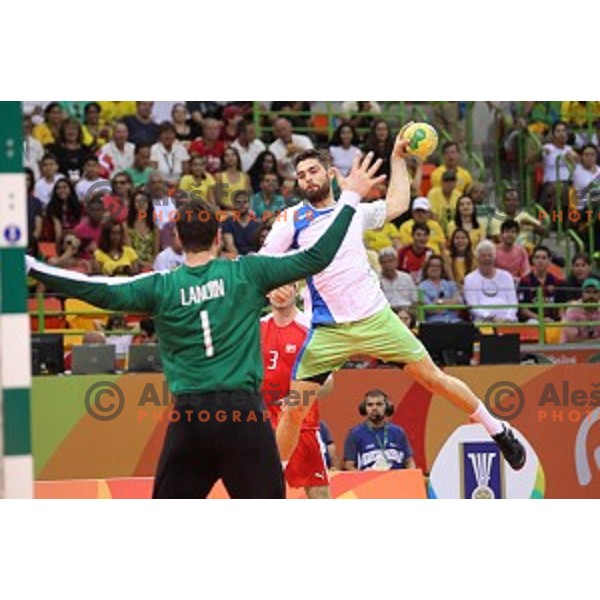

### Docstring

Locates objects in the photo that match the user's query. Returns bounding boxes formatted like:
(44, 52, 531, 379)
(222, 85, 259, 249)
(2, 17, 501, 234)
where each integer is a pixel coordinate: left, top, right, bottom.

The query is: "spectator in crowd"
(178, 155, 216, 205)
(75, 155, 104, 201)
(50, 118, 91, 181)
(34, 153, 64, 207)
(561, 102, 600, 146)
(251, 224, 272, 253)
(99, 123, 135, 176)
(104, 314, 134, 359)
(146, 171, 177, 232)
(214, 147, 251, 211)
(487, 188, 546, 250)
(363, 119, 394, 182)
(397, 222, 434, 284)
(269, 101, 311, 127)
(464, 240, 518, 323)
(343, 390, 415, 471)
(398, 197, 446, 254)
(378, 247, 418, 309)
(23, 115, 44, 180)
(396, 307, 416, 330)
(32, 102, 64, 147)
(150, 122, 190, 186)
(430, 141, 473, 193)
(328, 123, 362, 177)
(364, 219, 401, 252)
(248, 150, 281, 193)
(153, 222, 184, 272)
(556, 253, 599, 304)
(494, 220, 530, 281)
(123, 102, 160, 146)
(94, 220, 140, 276)
(448, 228, 477, 287)
(185, 101, 223, 123)
(132, 318, 157, 345)
(171, 103, 198, 144)
(97, 101, 136, 124)
(432, 102, 464, 148)
(73, 195, 105, 259)
(466, 181, 486, 207)
(103, 171, 134, 223)
(25, 168, 43, 243)
(151, 102, 182, 126)
(572, 144, 600, 210)
(428, 169, 461, 228)
(561, 279, 600, 343)
(189, 118, 226, 174)
(126, 191, 159, 271)
(81, 102, 109, 148)
(221, 191, 262, 257)
(517, 245, 563, 322)
(250, 172, 287, 221)
(231, 120, 266, 173)
(45, 178, 81, 242)
(268, 117, 314, 187)
(125, 143, 154, 188)
(540, 121, 578, 215)
(319, 421, 341, 471)
(446, 195, 484, 248)
(341, 101, 382, 133)
(221, 105, 245, 143)
(48, 231, 96, 274)
(419, 254, 463, 323)
(406, 155, 424, 199)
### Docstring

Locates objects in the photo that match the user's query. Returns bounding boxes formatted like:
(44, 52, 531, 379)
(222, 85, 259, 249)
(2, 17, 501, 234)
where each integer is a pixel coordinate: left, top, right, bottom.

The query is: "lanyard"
(370, 424, 389, 452)
(162, 147, 175, 175)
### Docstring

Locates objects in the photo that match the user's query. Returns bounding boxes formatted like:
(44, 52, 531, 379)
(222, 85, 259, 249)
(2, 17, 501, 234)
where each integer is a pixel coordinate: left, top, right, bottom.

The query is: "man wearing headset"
(343, 389, 416, 471)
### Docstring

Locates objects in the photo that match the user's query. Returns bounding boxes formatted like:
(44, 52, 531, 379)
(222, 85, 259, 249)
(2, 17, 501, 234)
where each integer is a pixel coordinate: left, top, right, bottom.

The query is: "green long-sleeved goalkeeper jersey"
(27, 193, 360, 394)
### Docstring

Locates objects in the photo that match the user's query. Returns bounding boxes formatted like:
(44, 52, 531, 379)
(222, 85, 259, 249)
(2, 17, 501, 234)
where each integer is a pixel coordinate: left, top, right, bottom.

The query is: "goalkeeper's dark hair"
(176, 200, 220, 252)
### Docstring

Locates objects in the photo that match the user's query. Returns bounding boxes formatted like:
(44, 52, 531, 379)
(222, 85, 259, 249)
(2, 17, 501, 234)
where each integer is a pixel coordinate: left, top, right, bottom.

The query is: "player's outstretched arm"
(384, 132, 411, 221)
(25, 256, 159, 313)
(246, 152, 386, 292)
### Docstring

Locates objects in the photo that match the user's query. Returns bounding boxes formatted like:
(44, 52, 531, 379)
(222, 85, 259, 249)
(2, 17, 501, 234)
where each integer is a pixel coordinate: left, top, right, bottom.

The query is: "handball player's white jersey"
(260, 195, 389, 326)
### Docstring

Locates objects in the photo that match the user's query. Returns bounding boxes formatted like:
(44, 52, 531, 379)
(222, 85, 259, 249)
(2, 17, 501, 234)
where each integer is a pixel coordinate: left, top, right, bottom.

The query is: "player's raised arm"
(245, 153, 386, 292)
(25, 256, 159, 313)
(384, 131, 412, 222)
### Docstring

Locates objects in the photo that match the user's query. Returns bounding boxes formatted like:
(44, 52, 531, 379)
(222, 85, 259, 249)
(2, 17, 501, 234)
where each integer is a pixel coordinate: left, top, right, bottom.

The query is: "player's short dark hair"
(412, 222, 430, 235)
(501, 219, 520, 233)
(294, 148, 330, 169)
(176, 199, 219, 252)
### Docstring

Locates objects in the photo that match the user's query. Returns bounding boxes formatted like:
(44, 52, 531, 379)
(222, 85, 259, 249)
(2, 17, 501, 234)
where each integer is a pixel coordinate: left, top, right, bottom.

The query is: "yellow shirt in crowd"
(95, 246, 139, 276)
(427, 186, 462, 227)
(179, 174, 216, 202)
(430, 165, 473, 194)
(398, 218, 446, 254)
(364, 222, 401, 252)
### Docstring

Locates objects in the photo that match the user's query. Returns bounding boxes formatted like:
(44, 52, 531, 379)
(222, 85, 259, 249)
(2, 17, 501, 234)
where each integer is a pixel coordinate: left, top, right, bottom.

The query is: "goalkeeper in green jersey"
(26, 152, 386, 499)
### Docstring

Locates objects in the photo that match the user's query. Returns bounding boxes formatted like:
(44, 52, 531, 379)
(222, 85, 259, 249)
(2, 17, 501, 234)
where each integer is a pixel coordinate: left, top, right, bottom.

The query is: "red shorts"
(285, 429, 329, 489)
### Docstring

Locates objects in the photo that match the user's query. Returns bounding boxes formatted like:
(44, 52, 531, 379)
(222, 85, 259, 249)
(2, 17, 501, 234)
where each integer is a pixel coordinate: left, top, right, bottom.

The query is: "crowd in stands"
(23, 101, 600, 345)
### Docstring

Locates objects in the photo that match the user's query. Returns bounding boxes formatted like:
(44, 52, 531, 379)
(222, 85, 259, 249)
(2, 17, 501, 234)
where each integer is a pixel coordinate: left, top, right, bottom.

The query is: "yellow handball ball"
(401, 122, 439, 159)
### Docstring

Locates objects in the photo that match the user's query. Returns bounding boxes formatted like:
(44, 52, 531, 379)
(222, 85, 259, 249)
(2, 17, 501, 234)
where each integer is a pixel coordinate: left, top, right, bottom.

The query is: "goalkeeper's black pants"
(152, 390, 285, 499)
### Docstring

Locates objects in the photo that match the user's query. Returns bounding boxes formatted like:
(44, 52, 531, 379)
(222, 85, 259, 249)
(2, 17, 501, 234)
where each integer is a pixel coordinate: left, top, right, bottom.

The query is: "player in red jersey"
(260, 283, 330, 499)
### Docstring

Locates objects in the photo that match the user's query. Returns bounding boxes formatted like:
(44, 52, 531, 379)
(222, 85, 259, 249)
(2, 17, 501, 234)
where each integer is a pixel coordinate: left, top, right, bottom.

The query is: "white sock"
(470, 403, 504, 436)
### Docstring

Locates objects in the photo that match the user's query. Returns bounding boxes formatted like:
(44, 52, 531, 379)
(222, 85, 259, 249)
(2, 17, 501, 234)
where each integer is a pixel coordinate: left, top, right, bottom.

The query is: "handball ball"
(401, 122, 439, 159)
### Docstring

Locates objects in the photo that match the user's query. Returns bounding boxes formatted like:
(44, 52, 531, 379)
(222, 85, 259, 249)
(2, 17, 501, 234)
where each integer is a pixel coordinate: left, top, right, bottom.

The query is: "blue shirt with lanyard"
(343, 422, 413, 470)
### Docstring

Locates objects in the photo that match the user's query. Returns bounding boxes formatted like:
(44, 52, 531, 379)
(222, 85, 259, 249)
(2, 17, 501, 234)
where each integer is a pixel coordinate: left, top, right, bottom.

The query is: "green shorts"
(293, 306, 427, 381)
